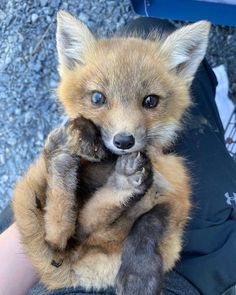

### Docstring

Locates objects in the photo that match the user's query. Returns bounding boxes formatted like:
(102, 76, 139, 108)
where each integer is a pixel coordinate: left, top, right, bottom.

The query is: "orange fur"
(13, 11, 210, 292)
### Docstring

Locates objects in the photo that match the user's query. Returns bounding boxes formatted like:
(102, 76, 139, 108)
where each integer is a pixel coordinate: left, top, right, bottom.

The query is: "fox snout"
(113, 133, 135, 150)
(101, 126, 147, 155)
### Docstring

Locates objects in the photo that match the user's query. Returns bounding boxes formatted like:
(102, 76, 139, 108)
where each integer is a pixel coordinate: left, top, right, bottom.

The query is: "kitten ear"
(160, 21, 210, 85)
(56, 11, 96, 70)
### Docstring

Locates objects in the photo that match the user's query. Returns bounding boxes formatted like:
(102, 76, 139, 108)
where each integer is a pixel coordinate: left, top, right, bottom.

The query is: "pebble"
(46, 15, 51, 23)
(40, 0, 48, 7)
(0, 155, 5, 165)
(51, 0, 61, 8)
(2, 175, 8, 182)
(0, 9, 6, 21)
(33, 62, 42, 72)
(5, 56, 11, 65)
(31, 13, 39, 23)
(50, 79, 58, 88)
(79, 12, 89, 23)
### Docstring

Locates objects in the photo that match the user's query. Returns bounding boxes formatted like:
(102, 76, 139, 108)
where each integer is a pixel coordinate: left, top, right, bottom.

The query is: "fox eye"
(142, 95, 160, 109)
(91, 92, 107, 106)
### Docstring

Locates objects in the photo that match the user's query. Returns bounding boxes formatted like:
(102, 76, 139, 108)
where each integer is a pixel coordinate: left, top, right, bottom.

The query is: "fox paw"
(45, 223, 74, 251)
(44, 117, 108, 162)
(65, 117, 108, 162)
(115, 152, 152, 194)
(44, 127, 67, 159)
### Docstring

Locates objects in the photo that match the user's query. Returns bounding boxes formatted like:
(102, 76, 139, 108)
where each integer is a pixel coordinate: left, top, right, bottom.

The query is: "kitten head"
(57, 11, 210, 155)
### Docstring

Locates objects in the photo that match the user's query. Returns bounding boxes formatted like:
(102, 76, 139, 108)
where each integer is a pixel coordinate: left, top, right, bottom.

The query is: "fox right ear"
(56, 11, 96, 70)
(160, 21, 210, 86)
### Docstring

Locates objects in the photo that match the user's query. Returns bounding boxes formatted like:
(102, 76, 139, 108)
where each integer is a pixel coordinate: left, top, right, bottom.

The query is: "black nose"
(113, 133, 135, 150)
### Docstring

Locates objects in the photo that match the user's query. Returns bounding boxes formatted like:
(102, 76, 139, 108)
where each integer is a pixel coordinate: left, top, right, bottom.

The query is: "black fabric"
(222, 286, 236, 295)
(120, 16, 236, 295)
(28, 271, 199, 295)
(118, 16, 175, 37)
(164, 272, 200, 295)
(174, 59, 236, 295)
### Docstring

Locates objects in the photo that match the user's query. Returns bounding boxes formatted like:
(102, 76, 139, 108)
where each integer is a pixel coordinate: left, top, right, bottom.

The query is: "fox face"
(57, 12, 210, 155)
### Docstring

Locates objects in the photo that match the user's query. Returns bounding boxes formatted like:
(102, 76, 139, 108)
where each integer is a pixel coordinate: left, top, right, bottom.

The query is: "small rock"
(5, 56, 11, 65)
(0, 9, 6, 21)
(50, 79, 57, 88)
(37, 131, 44, 141)
(31, 13, 39, 23)
(7, 137, 17, 146)
(42, 7, 50, 15)
(15, 108, 21, 115)
(38, 51, 46, 61)
(0, 154, 5, 165)
(5, 15, 13, 27)
(51, 0, 60, 8)
(18, 33, 24, 42)
(79, 12, 89, 23)
(40, 0, 48, 7)
(2, 175, 8, 182)
(0, 74, 9, 83)
(60, 2, 68, 10)
(33, 62, 42, 72)
(46, 15, 51, 23)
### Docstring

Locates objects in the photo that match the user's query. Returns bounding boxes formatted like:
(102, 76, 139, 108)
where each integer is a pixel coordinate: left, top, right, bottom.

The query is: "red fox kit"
(13, 11, 210, 294)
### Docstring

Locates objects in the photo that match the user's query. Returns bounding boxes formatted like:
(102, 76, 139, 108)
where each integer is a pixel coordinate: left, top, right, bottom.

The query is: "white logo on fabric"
(225, 192, 236, 206)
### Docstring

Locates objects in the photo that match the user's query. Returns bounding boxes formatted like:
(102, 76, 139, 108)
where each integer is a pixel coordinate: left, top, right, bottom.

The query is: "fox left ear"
(160, 21, 210, 85)
(56, 11, 96, 71)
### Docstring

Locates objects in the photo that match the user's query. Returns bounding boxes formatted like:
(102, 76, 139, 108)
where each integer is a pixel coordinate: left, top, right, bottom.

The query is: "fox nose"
(113, 133, 135, 150)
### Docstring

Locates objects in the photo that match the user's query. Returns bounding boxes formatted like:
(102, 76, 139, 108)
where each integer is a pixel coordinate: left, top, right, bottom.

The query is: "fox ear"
(161, 21, 210, 85)
(56, 11, 96, 70)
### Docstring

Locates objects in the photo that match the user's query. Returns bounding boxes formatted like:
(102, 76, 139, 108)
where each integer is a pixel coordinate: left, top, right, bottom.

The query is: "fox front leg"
(44, 117, 108, 250)
(78, 152, 153, 238)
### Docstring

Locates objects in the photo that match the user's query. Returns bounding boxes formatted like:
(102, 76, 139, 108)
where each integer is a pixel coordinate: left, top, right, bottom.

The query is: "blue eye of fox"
(142, 95, 160, 109)
(91, 92, 107, 106)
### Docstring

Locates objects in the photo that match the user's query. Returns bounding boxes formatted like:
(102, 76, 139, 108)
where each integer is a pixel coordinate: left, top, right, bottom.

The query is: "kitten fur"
(13, 11, 210, 294)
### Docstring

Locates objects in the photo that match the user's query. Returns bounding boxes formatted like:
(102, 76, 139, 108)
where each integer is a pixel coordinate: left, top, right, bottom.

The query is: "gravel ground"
(0, 0, 235, 211)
